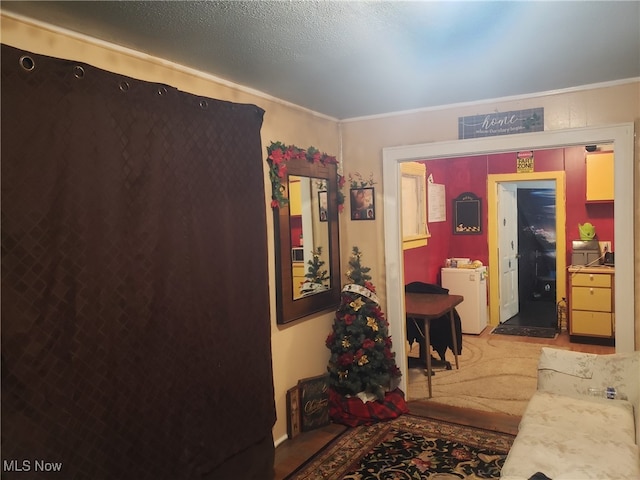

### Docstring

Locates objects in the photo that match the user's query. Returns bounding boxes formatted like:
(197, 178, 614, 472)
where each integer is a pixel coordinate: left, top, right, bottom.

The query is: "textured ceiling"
(3, 1, 639, 119)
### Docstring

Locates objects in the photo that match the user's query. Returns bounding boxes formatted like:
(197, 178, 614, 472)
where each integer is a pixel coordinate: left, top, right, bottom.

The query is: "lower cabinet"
(292, 262, 305, 296)
(568, 266, 614, 341)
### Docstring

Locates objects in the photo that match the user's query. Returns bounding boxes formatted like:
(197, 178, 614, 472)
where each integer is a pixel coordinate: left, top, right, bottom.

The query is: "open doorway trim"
(487, 172, 566, 326)
(383, 123, 634, 396)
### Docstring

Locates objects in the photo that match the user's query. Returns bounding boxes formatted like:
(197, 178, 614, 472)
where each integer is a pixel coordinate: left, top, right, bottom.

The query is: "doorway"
(382, 124, 635, 396)
(487, 171, 566, 330)
(504, 182, 558, 328)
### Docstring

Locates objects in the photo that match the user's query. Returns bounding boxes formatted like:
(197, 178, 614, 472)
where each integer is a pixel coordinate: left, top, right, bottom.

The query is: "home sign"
(458, 108, 544, 139)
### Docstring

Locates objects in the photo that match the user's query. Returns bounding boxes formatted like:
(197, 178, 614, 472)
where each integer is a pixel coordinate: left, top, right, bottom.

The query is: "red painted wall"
(290, 216, 303, 247)
(403, 146, 614, 288)
(404, 155, 489, 286)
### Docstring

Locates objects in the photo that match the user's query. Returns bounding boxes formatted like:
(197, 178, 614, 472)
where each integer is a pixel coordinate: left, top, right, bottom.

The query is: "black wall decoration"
(453, 192, 482, 234)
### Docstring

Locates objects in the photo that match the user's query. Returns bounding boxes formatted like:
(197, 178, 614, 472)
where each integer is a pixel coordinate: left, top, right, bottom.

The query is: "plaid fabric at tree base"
(329, 388, 409, 427)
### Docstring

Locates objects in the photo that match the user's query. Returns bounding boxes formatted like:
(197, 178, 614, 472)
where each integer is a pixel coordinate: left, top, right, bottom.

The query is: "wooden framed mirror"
(270, 146, 341, 324)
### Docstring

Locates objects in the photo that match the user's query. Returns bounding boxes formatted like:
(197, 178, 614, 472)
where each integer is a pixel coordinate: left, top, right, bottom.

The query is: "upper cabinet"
(585, 151, 614, 202)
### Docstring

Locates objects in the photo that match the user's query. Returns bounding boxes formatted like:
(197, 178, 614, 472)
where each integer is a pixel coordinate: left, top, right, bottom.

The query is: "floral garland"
(347, 171, 376, 189)
(266, 141, 345, 210)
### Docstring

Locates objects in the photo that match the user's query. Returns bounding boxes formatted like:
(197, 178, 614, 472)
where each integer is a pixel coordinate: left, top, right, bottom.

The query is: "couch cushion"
(537, 347, 640, 443)
(519, 390, 636, 445)
(501, 391, 640, 480)
(501, 423, 640, 480)
(538, 348, 596, 378)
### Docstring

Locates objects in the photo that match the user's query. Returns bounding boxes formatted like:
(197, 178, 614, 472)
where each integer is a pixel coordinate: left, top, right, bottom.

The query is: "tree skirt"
(329, 388, 409, 427)
(285, 414, 514, 479)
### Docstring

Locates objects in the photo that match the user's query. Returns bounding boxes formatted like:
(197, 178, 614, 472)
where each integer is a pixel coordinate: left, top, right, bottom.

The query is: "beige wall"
(3, 13, 639, 447)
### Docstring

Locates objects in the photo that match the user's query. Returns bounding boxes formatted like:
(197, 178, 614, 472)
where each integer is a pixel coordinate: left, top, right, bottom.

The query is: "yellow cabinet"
(568, 267, 614, 341)
(292, 262, 305, 295)
(571, 311, 613, 337)
(585, 152, 614, 202)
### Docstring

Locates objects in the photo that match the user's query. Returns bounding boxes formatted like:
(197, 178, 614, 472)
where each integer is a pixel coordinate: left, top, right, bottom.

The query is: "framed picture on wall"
(453, 192, 482, 234)
(350, 187, 375, 220)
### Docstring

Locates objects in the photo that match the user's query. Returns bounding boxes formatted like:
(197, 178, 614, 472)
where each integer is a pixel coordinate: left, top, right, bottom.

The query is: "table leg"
(449, 308, 459, 370)
(424, 318, 432, 398)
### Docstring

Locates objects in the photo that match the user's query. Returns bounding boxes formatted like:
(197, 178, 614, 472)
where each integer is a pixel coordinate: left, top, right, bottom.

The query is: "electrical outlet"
(599, 241, 611, 253)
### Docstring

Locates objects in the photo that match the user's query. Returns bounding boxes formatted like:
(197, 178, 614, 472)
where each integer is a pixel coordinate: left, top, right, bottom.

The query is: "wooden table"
(405, 293, 464, 398)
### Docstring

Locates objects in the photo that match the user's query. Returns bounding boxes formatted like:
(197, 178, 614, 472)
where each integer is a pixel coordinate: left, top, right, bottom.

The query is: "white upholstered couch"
(501, 347, 640, 480)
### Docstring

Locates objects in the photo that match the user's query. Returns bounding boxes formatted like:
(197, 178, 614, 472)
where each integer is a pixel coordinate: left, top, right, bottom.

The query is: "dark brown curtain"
(1, 45, 275, 479)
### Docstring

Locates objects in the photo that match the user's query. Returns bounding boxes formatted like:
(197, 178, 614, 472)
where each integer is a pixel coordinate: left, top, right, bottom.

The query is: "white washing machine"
(441, 267, 488, 334)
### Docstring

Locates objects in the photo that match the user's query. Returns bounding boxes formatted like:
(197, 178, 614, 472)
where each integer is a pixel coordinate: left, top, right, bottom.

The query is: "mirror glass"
(289, 175, 331, 299)
(274, 157, 340, 324)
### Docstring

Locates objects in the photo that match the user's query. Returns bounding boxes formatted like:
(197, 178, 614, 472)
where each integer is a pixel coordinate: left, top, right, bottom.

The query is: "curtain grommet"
(73, 65, 85, 79)
(19, 55, 35, 72)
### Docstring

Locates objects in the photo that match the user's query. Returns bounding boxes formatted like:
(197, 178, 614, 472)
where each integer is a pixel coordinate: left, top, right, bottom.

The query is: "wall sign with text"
(458, 108, 543, 139)
(298, 374, 330, 432)
(516, 151, 534, 173)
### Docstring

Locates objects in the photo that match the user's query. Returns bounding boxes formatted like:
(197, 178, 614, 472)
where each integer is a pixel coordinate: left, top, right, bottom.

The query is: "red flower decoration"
(268, 148, 282, 164)
(338, 352, 354, 366)
(326, 332, 335, 347)
(362, 338, 375, 350)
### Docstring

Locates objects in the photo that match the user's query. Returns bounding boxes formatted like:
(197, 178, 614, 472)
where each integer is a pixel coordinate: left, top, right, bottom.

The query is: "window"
(401, 162, 429, 249)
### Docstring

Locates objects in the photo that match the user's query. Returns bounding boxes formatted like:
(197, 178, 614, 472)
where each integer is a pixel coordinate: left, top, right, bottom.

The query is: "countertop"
(568, 265, 614, 274)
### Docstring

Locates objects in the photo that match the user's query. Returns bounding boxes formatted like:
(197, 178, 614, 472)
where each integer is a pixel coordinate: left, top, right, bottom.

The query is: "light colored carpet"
(407, 335, 562, 417)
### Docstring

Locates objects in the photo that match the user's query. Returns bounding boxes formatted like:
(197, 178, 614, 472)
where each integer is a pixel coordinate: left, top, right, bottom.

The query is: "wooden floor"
(273, 329, 614, 479)
(477, 324, 615, 354)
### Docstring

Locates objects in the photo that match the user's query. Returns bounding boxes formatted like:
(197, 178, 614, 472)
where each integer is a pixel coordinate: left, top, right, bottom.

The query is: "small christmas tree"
(326, 247, 401, 401)
(300, 247, 329, 295)
(344, 246, 371, 286)
(305, 247, 329, 285)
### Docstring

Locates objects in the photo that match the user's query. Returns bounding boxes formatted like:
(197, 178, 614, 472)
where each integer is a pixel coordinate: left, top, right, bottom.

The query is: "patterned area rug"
(408, 336, 558, 417)
(491, 324, 557, 339)
(285, 414, 514, 479)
